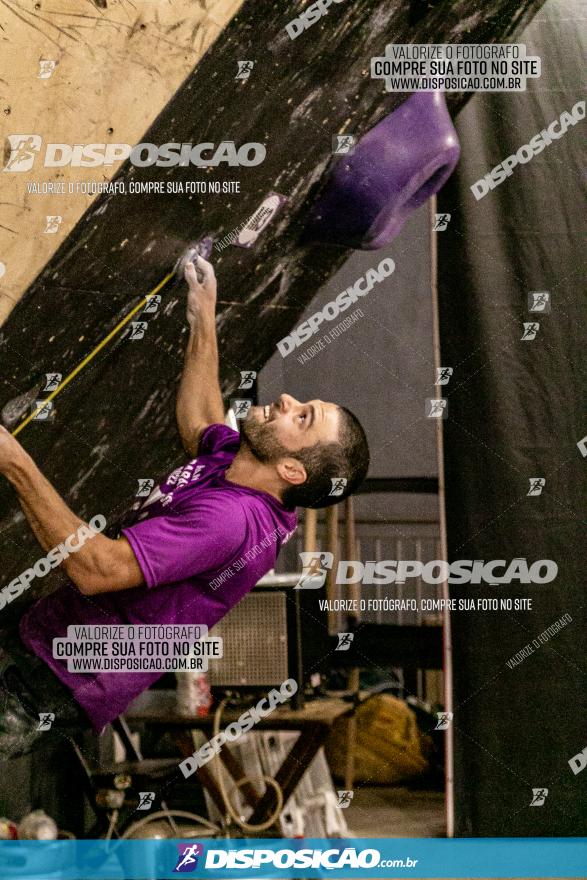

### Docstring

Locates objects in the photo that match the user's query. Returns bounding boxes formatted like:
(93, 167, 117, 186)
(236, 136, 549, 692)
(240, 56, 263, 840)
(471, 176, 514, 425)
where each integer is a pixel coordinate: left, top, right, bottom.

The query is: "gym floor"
(345, 790, 557, 880)
(346, 785, 445, 837)
(346, 788, 552, 880)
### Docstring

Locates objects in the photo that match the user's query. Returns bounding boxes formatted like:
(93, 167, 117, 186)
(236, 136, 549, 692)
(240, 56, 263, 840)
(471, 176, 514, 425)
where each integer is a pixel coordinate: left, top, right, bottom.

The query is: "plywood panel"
(0, 0, 243, 319)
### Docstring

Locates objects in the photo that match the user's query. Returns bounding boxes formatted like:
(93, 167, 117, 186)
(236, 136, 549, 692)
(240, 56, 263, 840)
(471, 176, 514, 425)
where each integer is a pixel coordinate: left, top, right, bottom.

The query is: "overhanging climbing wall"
(0, 0, 547, 609)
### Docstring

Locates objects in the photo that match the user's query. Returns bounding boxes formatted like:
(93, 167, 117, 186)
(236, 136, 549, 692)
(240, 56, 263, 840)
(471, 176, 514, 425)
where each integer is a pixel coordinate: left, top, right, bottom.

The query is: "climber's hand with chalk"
(0, 426, 28, 477)
(184, 256, 217, 329)
(177, 254, 223, 456)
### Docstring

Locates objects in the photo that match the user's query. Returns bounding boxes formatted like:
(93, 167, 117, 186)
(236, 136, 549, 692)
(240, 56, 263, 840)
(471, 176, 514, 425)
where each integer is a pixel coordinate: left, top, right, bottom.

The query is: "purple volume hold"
(305, 91, 461, 250)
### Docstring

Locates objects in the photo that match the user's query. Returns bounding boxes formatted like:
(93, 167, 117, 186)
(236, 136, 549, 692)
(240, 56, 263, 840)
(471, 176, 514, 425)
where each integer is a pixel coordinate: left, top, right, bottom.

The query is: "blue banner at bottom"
(0, 837, 584, 879)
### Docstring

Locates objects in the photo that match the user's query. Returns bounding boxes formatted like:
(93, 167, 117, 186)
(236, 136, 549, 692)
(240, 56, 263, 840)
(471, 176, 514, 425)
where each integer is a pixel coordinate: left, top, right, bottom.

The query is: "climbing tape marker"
(11, 270, 175, 438)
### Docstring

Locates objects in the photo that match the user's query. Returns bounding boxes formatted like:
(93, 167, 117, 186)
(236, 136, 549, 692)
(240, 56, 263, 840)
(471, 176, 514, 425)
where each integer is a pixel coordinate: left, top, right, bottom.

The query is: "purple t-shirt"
(19, 424, 297, 731)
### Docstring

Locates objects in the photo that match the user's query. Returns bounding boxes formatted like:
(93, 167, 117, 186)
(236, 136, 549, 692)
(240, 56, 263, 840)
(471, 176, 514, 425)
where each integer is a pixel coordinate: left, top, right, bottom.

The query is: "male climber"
(0, 256, 369, 755)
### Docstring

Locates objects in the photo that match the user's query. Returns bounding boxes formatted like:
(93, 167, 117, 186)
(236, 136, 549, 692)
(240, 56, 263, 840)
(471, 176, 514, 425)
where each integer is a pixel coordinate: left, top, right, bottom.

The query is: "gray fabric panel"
(438, 0, 586, 836)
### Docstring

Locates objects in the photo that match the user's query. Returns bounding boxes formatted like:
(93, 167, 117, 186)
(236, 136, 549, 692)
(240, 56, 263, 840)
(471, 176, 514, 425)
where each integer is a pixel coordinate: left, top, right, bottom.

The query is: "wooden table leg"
(248, 723, 327, 827)
(171, 729, 228, 817)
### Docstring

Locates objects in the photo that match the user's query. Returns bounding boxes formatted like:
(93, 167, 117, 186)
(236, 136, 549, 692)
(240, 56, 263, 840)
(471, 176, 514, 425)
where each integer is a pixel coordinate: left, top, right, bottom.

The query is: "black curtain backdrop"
(438, 0, 586, 836)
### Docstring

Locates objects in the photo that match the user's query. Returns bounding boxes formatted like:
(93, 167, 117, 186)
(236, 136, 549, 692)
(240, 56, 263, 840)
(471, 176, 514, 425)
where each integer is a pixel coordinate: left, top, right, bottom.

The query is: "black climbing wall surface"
(0, 1, 546, 604)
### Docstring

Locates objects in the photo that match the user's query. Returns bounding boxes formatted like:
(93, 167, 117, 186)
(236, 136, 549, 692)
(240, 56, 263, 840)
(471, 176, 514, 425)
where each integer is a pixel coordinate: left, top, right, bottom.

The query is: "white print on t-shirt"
(190, 464, 205, 483)
(132, 461, 207, 520)
(166, 467, 183, 486)
(133, 486, 174, 517)
(167, 460, 205, 490)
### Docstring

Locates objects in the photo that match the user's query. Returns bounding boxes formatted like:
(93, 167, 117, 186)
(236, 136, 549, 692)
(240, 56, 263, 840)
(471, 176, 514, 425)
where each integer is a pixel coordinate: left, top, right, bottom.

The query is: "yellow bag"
(326, 694, 430, 784)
